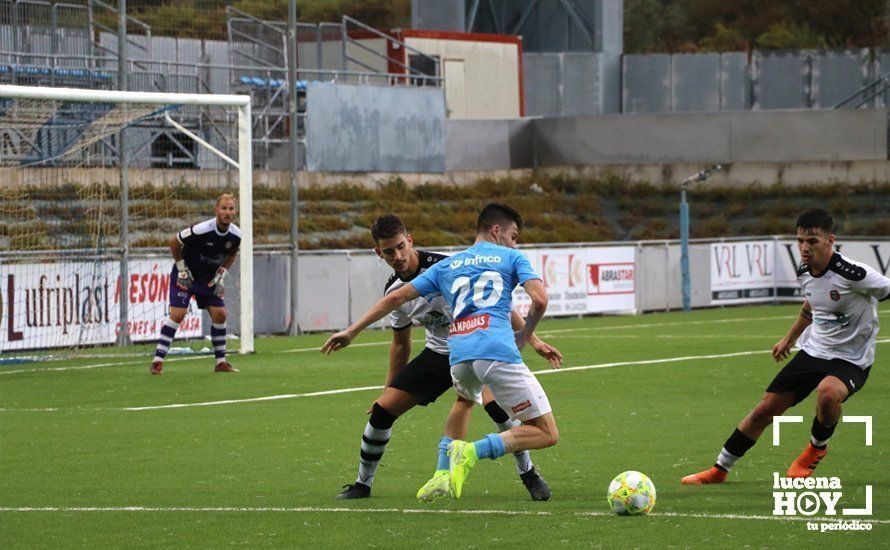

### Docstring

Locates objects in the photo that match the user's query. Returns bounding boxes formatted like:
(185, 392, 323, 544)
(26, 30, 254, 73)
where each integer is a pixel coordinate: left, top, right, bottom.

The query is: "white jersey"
(796, 252, 890, 368)
(385, 251, 452, 355)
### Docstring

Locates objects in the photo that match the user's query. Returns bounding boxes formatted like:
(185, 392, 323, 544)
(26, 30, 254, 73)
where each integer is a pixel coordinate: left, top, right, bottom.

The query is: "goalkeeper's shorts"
(170, 264, 225, 309)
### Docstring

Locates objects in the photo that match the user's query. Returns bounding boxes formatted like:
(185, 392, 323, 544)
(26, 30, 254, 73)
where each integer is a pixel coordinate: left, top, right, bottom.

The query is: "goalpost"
(0, 84, 254, 359)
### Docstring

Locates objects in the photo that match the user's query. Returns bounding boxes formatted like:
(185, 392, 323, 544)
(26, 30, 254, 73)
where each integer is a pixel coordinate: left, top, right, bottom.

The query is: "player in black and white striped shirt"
(334, 215, 562, 501)
(683, 209, 890, 484)
(150, 194, 241, 375)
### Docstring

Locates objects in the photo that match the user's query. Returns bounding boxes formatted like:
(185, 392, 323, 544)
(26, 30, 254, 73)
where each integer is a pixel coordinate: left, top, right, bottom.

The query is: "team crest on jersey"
(450, 313, 490, 336)
(829, 289, 841, 301)
(225, 242, 233, 249)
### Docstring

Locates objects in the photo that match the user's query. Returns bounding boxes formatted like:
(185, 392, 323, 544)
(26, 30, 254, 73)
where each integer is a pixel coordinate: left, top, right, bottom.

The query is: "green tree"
(755, 22, 828, 50)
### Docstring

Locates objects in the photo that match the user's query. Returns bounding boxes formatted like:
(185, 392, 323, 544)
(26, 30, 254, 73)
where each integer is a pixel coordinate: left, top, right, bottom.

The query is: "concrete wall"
(305, 82, 446, 173)
(445, 119, 534, 171)
(531, 108, 887, 166)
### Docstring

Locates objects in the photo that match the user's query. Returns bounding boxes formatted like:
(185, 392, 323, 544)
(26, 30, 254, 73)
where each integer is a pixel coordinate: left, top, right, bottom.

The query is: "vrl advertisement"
(711, 240, 890, 305)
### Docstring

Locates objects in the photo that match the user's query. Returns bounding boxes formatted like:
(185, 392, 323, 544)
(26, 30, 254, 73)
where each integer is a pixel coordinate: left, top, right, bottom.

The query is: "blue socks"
(437, 436, 452, 470)
(437, 433, 505, 471)
(473, 433, 506, 460)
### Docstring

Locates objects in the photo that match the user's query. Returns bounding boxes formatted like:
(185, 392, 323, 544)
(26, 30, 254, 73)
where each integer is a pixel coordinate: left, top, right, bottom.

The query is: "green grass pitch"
(1, 304, 887, 548)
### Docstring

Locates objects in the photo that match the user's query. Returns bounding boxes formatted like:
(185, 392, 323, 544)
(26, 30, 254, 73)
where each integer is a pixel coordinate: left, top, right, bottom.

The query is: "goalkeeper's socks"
(473, 434, 506, 460)
(153, 318, 180, 363)
(211, 323, 227, 365)
(715, 428, 757, 472)
(356, 403, 397, 486)
(437, 436, 452, 470)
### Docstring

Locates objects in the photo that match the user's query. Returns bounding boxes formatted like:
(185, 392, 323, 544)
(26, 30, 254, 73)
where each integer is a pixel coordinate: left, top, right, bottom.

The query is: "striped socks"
(211, 323, 227, 365)
(153, 319, 179, 363)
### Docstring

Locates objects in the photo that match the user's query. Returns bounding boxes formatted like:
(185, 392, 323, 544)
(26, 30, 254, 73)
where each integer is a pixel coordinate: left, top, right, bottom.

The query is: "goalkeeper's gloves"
(209, 267, 227, 298)
(175, 260, 194, 290)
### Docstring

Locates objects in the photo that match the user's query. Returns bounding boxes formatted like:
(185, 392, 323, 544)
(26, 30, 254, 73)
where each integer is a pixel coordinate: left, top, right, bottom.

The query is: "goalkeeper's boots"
(150, 361, 163, 375)
(787, 443, 828, 479)
(520, 467, 552, 501)
(448, 440, 479, 499)
(214, 361, 239, 373)
(335, 482, 371, 500)
(680, 466, 728, 485)
(416, 470, 451, 503)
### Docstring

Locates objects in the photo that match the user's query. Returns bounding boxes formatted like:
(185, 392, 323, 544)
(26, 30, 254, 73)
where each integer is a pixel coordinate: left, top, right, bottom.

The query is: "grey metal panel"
(561, 52, 599, 116)
(176, 38, 202, 64)
(600, 53, 621, 114)
(720, 52, 748, 110)
(812, 50, 867, 108)
(635, 244, 672, 311)
(671, 53, 720, 112)
(253, 253, 290, 333)
(348, 253, 395, 329)
(755, 52, 808, 109)
(689, 244, 710, 308)
(205, 39, 231, 94)
(306, 82, 446, 173)
(152, 36, 177, 62)
(622, 54, 671, 113)
(523, 53, 561, 117)
(297, 254, 350, 331)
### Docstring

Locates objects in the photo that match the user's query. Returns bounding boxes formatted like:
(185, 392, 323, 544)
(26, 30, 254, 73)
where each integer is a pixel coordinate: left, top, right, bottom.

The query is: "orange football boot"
(787, 443, 827, 478)
(681, 466, 728, 485)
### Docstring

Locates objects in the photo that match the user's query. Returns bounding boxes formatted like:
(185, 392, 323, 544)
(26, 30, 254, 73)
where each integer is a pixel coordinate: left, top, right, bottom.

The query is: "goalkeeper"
(150, 194, 241, 375)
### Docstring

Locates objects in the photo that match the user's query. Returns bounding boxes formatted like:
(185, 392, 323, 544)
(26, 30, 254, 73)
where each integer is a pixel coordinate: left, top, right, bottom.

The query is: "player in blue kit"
(323, 203, 558, 500)
(150, 194, 241, 375)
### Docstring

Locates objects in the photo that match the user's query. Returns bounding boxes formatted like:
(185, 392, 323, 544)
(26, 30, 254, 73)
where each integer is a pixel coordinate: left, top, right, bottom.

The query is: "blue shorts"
(169, 265, 225, 310)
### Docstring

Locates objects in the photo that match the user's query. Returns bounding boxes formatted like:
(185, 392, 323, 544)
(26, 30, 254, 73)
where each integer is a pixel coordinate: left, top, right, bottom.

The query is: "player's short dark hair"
(795, 209, 834, 234)
(370, 214, 408, 242)
(476, 203, 523, 233)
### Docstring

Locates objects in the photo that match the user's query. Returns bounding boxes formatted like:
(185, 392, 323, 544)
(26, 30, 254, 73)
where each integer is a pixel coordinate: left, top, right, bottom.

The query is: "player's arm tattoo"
(800, 301, 812, 322)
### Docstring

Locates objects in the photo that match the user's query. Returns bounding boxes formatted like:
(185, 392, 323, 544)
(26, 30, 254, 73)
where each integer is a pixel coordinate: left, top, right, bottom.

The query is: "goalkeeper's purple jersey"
(176, 218, 241, 280)
(410, 241, 540, 365)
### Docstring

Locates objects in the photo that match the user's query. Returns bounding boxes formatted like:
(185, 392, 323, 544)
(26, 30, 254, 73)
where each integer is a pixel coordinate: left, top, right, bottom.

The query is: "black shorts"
(388, 347, 453, 406)
(766, 350, 871, 406)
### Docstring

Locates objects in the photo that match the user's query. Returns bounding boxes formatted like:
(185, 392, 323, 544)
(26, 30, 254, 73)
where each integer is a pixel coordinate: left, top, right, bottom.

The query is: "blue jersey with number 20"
(410, 241, 540, 365)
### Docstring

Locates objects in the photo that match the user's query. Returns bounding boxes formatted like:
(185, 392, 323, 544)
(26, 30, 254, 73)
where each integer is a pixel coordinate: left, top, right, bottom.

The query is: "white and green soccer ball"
(607, 471, 656, 516)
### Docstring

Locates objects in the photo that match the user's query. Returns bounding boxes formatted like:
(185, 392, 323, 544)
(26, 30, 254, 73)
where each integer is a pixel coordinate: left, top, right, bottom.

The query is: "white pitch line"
(0, 506, 886, 524)
(121, 386, 383, 411)
(0, 354, 210, 376)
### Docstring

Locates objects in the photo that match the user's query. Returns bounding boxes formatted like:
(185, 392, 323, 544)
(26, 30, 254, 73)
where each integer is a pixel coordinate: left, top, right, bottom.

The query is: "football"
(607, 471, 657, 515)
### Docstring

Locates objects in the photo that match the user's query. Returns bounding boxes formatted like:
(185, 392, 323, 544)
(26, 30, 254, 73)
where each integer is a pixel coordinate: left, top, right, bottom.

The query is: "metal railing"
(341, 15, 442, 86)
(834, 70, 889, 110)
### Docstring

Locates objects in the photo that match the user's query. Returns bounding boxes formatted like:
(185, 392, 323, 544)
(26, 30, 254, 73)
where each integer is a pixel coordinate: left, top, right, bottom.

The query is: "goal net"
(0, 85, 254, 362)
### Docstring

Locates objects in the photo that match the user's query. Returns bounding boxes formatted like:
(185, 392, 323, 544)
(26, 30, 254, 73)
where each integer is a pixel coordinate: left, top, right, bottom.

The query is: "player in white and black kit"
(335, 215, 563, 500)
(150, 194, 241, 375)
(682, 209, 890, 484)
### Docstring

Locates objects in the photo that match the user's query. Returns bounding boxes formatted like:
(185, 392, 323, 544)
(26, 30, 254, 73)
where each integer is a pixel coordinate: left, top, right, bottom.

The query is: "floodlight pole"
(116, 0, 131, 346)
(679, 165, 722, 312)
(288, 0, 302, 335)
